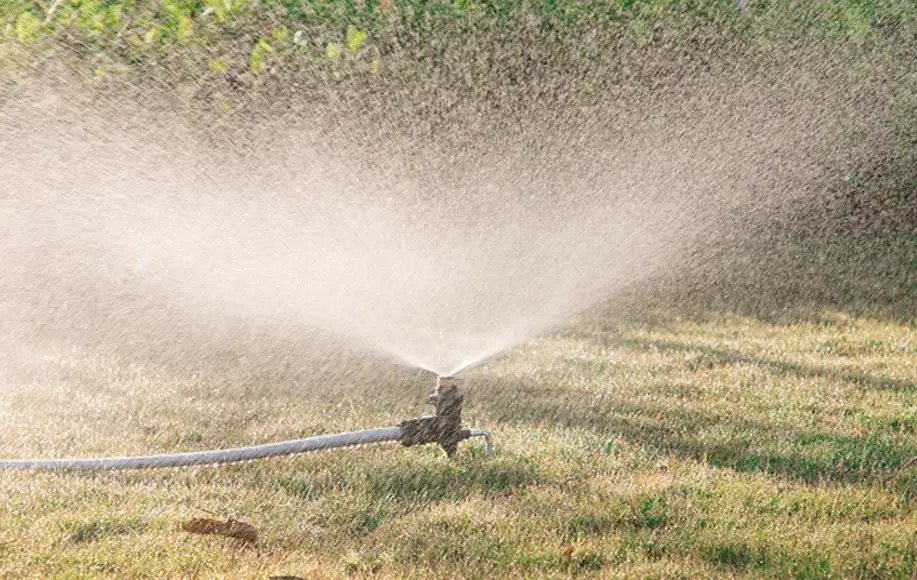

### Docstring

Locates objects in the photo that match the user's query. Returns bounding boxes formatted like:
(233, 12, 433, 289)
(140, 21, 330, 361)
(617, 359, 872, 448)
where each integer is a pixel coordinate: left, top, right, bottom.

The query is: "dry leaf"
(181, 517, 259, 544)
(562, 544, 575, 564)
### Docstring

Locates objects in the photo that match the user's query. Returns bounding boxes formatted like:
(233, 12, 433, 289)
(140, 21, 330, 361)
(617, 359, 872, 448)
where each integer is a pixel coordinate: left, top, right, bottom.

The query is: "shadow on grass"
(277, 451, 545, 505)
(65, 517, 147, 544)
(277, 452, 548, 537)
(361, 454, 545, 502)
(471, 377, 916, 486)
(610, 337, 917, 395)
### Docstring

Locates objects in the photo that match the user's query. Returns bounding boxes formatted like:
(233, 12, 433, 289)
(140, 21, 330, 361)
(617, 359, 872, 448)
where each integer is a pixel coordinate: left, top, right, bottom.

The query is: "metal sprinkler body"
(398, 376, 473, 457)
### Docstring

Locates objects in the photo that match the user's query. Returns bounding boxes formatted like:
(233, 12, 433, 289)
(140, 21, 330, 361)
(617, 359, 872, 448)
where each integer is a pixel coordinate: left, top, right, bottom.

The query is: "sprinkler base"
(399, 376, 480, 457)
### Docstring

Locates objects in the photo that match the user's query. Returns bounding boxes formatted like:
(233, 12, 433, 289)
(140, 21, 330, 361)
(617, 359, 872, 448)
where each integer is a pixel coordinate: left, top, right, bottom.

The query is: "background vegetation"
(4, 0, 915, 317)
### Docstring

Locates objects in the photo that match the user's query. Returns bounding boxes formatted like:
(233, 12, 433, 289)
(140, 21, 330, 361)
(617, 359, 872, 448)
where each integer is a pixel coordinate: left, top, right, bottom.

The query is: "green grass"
(1, 310, 915, 577)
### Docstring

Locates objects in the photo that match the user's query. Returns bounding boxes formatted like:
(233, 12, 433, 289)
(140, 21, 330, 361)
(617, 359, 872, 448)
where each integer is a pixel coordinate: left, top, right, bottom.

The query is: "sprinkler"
(400, 376, 473, 457)
(0, 376, 492, 471)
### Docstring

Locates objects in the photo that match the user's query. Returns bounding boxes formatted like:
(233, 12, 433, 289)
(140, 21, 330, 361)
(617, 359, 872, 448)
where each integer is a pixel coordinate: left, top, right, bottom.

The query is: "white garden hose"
(0, 427, 493, 471)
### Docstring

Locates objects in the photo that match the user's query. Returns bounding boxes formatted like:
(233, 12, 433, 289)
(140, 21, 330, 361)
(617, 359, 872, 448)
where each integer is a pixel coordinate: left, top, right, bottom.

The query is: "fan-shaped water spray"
(0, 18, 905, 380)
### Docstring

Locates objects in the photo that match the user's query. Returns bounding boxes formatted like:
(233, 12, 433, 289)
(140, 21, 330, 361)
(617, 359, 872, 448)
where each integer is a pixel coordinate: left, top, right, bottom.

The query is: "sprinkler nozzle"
(436, 376, 461, 389)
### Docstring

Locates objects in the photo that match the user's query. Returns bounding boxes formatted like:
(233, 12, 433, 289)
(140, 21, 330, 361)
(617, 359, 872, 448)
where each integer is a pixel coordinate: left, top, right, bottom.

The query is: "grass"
(1, 309, 915, 578)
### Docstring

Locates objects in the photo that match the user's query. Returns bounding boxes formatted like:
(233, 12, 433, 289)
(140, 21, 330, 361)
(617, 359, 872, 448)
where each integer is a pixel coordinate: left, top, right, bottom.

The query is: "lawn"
(1, 310, 914, 578)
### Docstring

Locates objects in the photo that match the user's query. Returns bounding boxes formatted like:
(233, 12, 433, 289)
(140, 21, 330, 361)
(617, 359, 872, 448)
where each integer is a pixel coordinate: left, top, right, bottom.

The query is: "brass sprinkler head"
(399, 375, 470, 457)
(432, 376, 462, 403)
(436, 376, 462, 389)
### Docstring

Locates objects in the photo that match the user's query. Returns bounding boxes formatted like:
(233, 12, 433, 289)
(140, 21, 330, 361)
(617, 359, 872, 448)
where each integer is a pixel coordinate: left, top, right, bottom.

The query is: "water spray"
(0, 376, 491, 471)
